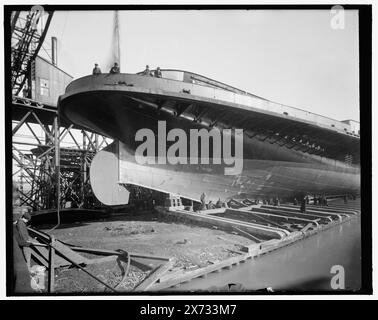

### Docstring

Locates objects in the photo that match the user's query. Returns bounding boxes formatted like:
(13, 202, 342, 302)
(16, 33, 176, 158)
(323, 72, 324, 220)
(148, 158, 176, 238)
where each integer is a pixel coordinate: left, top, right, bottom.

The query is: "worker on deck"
(300, 196, 307, 213)
(12, 183, 33, 293)
(14, 211, 33, 268)
(207, 201, 216, 210)
(109, 62, 120, 74)
(154, 67, 162, 78)
(142, 65, 152, 76)
(215, 198, 223, 208)
(92, 63, 102, 75)
(200, 192, 207, 210)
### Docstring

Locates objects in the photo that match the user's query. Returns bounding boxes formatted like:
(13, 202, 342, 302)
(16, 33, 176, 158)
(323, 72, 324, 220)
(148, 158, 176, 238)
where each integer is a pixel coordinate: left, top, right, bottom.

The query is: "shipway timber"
(58, 69, 360, 205)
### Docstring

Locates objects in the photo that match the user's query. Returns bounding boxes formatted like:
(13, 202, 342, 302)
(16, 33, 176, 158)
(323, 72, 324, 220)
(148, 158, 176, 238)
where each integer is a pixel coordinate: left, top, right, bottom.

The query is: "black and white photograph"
(2, 3, 372, 298)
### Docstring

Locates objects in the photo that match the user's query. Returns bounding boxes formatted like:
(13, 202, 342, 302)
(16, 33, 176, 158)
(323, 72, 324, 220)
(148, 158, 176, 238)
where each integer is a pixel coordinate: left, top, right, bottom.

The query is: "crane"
(11, 9, 54, 96)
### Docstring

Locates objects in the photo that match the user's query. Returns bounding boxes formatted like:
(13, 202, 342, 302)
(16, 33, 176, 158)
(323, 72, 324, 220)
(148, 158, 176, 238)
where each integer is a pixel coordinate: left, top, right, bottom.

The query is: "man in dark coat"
(300, 196, 307, 213)
(92, 63, 102, 75)
(154, 67, 162, 78)
(109, 62, 120, 74)
(142, 65, 152, 76)
(12, 183, 33, 293)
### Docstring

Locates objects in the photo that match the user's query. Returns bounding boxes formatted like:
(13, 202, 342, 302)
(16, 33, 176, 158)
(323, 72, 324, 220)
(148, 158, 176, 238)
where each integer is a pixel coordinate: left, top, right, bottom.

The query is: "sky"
(40, 9, 359, 122)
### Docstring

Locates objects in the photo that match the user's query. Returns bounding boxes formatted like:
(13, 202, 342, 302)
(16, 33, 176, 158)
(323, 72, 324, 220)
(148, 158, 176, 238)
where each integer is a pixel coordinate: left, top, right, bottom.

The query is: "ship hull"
(59, 74, 360, 204)
(90, 141, 359, 205)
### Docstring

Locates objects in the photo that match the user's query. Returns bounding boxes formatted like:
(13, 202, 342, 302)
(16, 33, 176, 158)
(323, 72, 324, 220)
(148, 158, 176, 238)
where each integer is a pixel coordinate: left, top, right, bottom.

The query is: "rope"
(113, 250, 131, 290)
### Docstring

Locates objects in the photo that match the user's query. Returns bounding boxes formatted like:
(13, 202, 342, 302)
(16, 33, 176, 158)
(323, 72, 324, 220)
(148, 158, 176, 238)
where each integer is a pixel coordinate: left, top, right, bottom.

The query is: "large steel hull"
(59, 73, 360, 204)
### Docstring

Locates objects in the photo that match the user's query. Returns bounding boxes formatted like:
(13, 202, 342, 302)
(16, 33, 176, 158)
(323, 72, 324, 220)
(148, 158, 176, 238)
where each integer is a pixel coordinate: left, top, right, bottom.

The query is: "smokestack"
(51, 36, 57, 66)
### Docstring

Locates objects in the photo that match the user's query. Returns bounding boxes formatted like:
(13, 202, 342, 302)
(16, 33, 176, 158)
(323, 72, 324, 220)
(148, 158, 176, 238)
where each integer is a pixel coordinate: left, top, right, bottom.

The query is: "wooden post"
(54, 116, 60, 225)
(48, 236, 55, 293)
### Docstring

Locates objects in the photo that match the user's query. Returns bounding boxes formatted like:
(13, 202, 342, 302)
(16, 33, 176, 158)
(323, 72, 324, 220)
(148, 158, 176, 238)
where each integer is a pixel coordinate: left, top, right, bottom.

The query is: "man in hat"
(109, 62, 120, 74)
(154, 66, 162, 78)
(92, 63, 102, 75)
(142, 65, 152, 76)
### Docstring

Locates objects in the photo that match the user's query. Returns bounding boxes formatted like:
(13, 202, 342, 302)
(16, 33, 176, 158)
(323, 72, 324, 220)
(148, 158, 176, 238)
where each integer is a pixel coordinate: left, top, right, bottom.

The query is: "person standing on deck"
(300, 196, 307, 213)
(92, 63, 102, 75)
(14, 212, 33, 269)
(109, 62, 120, 74)
(142, 65, 152, 76)
(154, 67, 162, 78)
(200, 192, 207, 210)
(12, 183, 33, 293)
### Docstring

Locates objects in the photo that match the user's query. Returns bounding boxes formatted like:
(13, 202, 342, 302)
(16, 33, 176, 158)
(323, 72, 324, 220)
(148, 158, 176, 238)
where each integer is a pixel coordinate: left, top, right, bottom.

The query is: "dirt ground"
(40, 210, 253, 293)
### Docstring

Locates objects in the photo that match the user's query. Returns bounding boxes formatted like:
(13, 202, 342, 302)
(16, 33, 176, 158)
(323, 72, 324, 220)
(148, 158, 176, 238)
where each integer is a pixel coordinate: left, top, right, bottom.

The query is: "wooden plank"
(226, 248, 244, 255)
(134, 259, 175, 291)
(53, 241, 90, 265)
(32, 245, 72, 267)
(131, 253, 171, 261)
(161, 208, 289, 238)
(85, 255, 118, 265)
(150, 253, 251, 291)
(69, 246, 119, 256)
(85, 255, 155, 272)
(301, 222, 314, 233)
(69, 246, 171, 261)
(48, 237, 55, 293)
(30, 248, 49, 267)
(158, 268, 185, 283)
(233, 226, 262, 243)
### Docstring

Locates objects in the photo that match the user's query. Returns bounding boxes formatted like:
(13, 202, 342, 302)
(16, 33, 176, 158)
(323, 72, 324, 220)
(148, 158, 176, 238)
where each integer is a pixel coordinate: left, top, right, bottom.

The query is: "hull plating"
(59, 74, 360, 204)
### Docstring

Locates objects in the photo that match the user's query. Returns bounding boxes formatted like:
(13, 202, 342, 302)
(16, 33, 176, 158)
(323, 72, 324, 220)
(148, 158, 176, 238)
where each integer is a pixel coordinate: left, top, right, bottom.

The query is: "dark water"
(173, 216, 361, 292)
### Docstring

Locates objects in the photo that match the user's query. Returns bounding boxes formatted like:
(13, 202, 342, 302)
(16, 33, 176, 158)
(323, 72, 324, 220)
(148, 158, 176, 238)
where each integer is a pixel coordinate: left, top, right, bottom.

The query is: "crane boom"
(11, 9, 54, 96)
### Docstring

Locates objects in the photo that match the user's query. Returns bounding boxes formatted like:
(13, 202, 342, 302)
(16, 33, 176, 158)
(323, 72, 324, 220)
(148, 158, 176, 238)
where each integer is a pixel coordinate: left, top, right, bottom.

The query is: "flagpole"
(114, 10, 121, 71)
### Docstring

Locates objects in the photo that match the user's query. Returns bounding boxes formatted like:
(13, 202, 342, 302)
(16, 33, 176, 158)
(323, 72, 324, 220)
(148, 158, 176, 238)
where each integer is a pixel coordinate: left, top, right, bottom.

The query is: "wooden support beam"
(134, 259, 175, 291)
(69, 246, 171, 261)
(233, 226, 263, 243)
(48, 236, 55, 293)
(150, 253, 252, 291)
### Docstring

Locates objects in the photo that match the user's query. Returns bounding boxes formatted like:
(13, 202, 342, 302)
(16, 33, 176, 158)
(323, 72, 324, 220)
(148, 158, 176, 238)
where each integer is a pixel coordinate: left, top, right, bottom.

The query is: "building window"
(40, 78, 49, 96)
